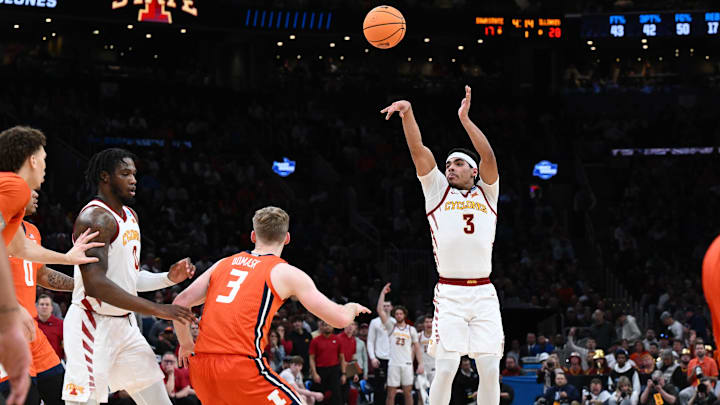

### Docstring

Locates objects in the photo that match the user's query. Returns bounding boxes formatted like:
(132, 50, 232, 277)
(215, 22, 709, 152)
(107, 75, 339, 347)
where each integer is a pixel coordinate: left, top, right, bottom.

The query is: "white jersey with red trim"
(419, 167, 498, 279)
(71, 199, 141, 316)
(384, 319, 418, 367)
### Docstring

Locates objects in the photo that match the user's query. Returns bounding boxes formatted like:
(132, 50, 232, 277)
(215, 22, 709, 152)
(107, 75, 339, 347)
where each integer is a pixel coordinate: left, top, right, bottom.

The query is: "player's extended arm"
(74, 207, 195, 323)
(36, 265, 74, 291)
(0, 242, 31, 405)
(457, 85, 498, 184)
(8, 225, 103, 266)
(271, 263, 370, 329)
(381, 100, 436, 177)
(376, 282, 391, 327)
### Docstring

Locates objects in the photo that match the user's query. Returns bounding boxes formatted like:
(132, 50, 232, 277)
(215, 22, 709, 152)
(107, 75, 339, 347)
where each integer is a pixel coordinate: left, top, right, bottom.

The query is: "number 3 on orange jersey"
(216, 269, 249, 303)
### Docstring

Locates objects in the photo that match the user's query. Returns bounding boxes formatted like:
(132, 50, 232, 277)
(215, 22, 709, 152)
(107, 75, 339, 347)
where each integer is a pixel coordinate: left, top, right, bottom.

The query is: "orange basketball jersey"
(0, 172, 30, 245)
(195, 251, 287, 357)
(10, 221, 43, 317)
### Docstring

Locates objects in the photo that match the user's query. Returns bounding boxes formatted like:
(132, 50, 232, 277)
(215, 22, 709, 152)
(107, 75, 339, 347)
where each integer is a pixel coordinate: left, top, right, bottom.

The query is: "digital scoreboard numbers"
(583, 11, 720, 37)
(475, 16, 562, 39)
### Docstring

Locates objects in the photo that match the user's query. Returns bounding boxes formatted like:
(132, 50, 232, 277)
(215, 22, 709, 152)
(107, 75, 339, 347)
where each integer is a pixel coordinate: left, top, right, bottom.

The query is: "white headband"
(446, 152, 477, 169)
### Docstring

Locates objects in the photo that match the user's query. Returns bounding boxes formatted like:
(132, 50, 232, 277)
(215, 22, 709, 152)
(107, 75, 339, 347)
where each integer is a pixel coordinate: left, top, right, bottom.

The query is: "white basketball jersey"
(385, 320, 418, 367)
(419, 168, 498, 279)
(72, 199, 141, 316)
(419, 332, 435, 370)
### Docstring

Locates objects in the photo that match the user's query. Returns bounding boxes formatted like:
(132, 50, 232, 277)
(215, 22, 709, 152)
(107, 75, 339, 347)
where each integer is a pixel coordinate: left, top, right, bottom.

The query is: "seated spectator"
(521, 333, 538, 358)
(687, 379, 716, 405)
(264, 329, 286, 373)
(607, 376, 639, 405)
(564, 352, 584, 376)
(582, 377, 612, 404)
(630, 341, 649, 365)
(671, 348, 692, 391)
(502, 356, 524, 376)
(610, 349, 641, 394)
(279, 356, 324, 405)
(640, 370, 678, 405)
(499, 375, 515, 405)
(543, 371, 581, 404)
(276, 323, 293, 355)
(156, 326, 179, 355)
(586, 350, 611, 376)
(160, 352, 199, 405)
(679, 343, 719, 404)
(532, 335, 555, 356)
(452, 356, 479, 405)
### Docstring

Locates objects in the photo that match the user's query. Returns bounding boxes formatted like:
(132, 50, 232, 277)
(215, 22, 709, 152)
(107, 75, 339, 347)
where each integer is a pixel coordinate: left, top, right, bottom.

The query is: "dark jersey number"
(463, 214, 475, 234)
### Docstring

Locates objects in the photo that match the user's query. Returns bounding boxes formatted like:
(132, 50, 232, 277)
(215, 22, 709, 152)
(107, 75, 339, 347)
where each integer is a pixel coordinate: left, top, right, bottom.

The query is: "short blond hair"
(252, 206, 289, 244)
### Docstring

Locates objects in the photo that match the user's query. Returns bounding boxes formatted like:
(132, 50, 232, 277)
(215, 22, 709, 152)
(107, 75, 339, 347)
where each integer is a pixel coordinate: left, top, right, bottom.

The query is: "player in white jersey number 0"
(381, 86, 504, 405)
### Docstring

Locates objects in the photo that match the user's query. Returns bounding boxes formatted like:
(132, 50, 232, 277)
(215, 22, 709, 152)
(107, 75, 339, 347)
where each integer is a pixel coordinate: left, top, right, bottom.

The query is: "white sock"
(128, 380, 172, 405)
(428, 357, 460, 405)
(471, 354, 501, 405)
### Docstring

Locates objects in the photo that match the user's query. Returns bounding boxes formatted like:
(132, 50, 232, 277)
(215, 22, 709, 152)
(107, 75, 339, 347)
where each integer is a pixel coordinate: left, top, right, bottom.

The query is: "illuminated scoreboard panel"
(583, 11, 720, 38)
(475, 16, 563, 39)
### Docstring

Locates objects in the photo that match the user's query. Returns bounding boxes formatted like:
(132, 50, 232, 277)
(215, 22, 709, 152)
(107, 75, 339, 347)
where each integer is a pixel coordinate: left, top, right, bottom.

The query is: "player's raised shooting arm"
(376, 283, 391, 328)
(36, 265, 74, 291)
(271, 263, 370, 329)
(8, 222, 103, 266)
(382, 100, 436, 177)
(458, 86, 498, 184)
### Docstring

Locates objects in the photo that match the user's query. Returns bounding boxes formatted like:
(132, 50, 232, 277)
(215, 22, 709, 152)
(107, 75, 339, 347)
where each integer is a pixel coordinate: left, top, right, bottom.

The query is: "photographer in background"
(607, 376, 638, 405)
(640, 370, 678, 404)
(537, 353, 560, 393)
(687, 379, 716, 405)
(679, 343, 718, 404)
(582, 377, 611, 404)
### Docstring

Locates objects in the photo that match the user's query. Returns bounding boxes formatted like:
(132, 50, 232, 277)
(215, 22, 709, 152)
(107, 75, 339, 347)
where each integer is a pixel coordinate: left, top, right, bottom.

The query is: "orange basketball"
(363, 5, 406, 49)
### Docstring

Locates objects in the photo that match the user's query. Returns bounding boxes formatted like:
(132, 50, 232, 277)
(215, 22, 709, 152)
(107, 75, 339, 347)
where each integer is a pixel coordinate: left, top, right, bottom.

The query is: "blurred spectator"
(280, 356, 324, 405)
(537, 353, 559, 393)
(610, 349, 641, 394)
(637, 353, 656, 375)
(567, 328, 598, 370)
(616, 313, 642, 343)
(542, 371, 581, 404)
(586, 350, 611, 376)
(156, 326, 179, 355)
(276, 323, 294, 355)
(309, 320, 344, 405)
(287, 315, 313, 376)
(671, 349, 692, 391)
(264, 329, 287, 373)
(368, 298, 394, 405)
(452, 356, 479, 405)
(148, 319, 173, 348)
(679, 343, 719, 404)
(502, 356, 524, 377)
(630, 341, 649, 365)
(643, 330, 659, 351)
(582, 377, 612, 404)
(36, 294, 64, 360)
(521, 333, 538, 358)
(640, 370, 678, 405)
(160, 352, 199, 405)
(661, 312, 684, 341)
(687, 379, 716, 405)
(564, 352, 584, 376)
(336, 322, 359, 404)
(499, 375, 515, 405)
(658, 349, 679, 382)
(607, 376, 639, 405)
(355, 323, 369, 382)
(532, 335, 555, 356)
(590, 310, 616, 350)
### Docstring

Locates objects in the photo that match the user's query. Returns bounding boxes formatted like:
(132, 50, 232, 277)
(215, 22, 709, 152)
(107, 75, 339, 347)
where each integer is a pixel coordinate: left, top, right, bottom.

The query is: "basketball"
(363, 5, 406, 49)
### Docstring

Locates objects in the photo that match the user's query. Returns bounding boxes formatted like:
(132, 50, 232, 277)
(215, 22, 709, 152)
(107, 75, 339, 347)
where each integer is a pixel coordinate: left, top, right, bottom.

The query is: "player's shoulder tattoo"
(0, 212, 5, 231)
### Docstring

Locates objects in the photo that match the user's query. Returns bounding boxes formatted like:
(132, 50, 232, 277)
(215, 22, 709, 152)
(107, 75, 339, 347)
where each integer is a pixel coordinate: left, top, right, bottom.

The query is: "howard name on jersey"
(72, 199, 141, 316)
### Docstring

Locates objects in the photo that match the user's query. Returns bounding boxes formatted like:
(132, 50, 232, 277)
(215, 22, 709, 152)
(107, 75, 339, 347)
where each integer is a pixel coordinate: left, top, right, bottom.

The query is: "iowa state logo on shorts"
(65, 383, 85, 396)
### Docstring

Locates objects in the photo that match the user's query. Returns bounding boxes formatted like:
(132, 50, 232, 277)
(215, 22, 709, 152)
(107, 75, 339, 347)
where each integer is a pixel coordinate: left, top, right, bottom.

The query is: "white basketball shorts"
(62, 304, 163, 403)
(428, 282, 504, 359)
(387, 364, 414, 387)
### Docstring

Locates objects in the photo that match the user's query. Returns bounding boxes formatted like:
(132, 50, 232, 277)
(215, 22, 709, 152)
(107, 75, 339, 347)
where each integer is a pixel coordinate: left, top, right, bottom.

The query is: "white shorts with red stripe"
(428, 282, 504, 359)
(62, 303, 163, 403)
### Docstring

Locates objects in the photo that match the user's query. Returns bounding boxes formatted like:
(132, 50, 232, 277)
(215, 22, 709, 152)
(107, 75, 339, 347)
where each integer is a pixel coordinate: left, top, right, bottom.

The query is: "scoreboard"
(475, 16, 563, 39)
(582, 11, 720, 38)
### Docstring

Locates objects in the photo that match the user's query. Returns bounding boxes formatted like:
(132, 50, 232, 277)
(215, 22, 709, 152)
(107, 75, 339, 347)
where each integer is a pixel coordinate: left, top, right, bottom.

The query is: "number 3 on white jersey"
(216, 269, 249, 303)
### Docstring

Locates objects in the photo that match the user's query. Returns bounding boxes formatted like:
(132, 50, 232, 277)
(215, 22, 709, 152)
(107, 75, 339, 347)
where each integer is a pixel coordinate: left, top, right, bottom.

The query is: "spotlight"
(127, 24, 134, 30)
(289, 34, 296, 40)
(423, 37, 430, 43)
(458, 45, 464, 50)
(344, 36, 350, 41)
(277, 41, 283, 46)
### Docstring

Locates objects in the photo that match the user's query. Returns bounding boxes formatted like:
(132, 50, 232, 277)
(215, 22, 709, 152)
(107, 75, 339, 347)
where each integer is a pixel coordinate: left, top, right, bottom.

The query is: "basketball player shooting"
(63, 148, 197, 405)
(381, 85, 504, 405)
(172, 206, 370, 405)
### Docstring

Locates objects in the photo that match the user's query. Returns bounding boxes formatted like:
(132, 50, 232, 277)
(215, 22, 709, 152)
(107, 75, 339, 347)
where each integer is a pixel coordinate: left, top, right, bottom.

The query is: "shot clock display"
(583, 11, 720, 38)
(475, 16, 562, 39)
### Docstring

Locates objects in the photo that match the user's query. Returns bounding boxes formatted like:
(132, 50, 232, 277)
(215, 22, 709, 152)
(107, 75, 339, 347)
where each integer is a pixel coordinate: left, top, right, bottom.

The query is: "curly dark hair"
(85, 148, 138, 192)
(0, 126, 47, 172)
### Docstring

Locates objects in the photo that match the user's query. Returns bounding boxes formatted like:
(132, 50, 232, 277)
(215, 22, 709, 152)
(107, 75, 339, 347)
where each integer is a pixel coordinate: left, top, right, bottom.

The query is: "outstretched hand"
(458, 85, 472, 120)
(380, 100, 411, 120)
